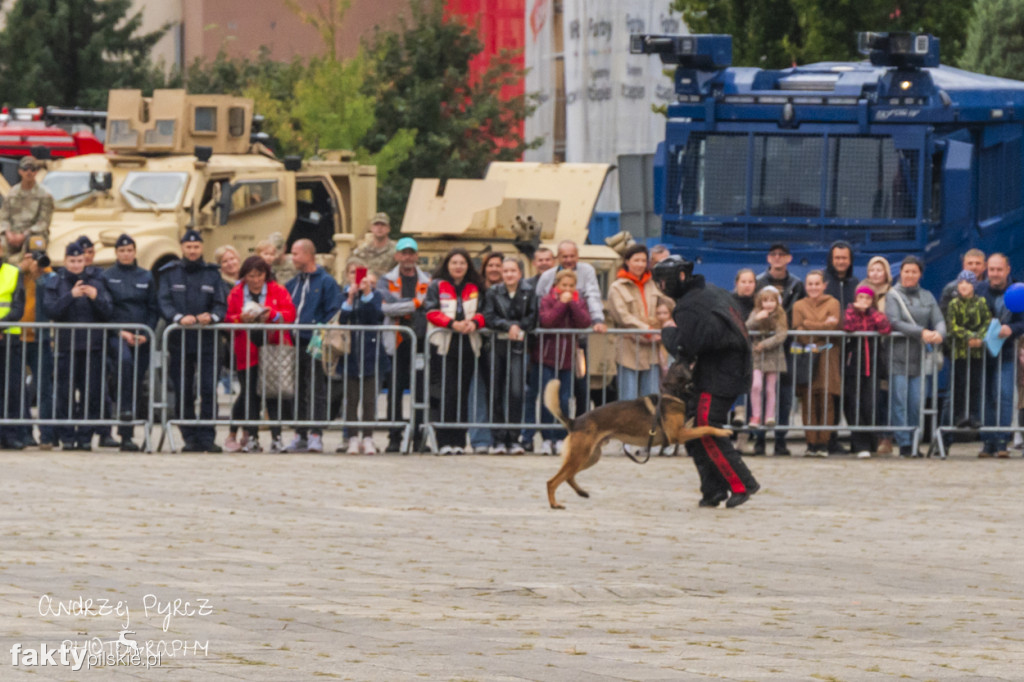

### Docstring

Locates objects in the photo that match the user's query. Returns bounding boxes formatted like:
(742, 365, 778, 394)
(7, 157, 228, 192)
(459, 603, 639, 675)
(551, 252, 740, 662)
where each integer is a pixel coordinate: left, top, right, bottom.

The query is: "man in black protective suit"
(654, 256, 761, 508)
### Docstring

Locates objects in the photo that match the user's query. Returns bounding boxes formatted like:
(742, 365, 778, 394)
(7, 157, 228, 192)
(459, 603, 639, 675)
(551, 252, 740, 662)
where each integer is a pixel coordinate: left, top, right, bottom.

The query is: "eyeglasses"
(21, 167, 38, 172)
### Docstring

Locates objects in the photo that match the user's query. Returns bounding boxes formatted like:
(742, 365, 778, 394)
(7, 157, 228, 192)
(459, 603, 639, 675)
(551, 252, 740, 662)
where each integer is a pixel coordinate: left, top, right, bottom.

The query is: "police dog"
(544, 362, 731, 509)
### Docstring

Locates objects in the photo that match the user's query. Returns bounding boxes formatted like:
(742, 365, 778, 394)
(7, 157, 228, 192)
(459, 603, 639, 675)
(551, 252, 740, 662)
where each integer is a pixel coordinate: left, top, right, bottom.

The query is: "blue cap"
(395, 237, 418, 252)
(115, 233, 135, 248)
(181, 229, 203, 243)
(65, 243, 84, 257)
(76, 235, 94, 249)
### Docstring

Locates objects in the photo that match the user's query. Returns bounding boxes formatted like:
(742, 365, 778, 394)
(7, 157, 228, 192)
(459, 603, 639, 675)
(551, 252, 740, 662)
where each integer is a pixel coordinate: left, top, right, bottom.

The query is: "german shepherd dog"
(544, 363, 732, 509)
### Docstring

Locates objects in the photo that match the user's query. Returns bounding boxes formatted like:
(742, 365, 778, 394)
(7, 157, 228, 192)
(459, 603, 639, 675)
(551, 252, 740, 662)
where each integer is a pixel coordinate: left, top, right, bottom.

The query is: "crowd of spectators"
(0, 213, 1021, 458)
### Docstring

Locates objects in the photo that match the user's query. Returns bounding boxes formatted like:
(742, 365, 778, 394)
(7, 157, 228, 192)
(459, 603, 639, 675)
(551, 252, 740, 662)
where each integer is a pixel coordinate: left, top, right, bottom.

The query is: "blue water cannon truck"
(630, 31, 1024, 290)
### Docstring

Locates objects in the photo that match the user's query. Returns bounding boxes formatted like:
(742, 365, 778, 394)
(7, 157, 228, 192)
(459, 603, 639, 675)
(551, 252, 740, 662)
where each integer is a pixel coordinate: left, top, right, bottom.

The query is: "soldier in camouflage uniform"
(352, 212, 397, 276)
(0, 157, 54, 265)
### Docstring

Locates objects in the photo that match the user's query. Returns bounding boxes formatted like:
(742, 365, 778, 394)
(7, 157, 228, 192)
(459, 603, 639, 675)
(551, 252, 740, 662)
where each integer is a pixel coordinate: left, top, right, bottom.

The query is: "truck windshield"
(41, 171, 93, 209)
(120, 172, 189, 210)
(676, 133, 917, 220)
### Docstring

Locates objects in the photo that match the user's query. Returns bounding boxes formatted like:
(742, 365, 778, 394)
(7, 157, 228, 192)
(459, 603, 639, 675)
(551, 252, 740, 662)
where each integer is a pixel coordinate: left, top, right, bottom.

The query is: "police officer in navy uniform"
(158, 230, 228, 452)
(654, 255, 761, 509)
(0, 237, 26, 449)
(102, 233, 159, 451)
(41, 241, 114, 451)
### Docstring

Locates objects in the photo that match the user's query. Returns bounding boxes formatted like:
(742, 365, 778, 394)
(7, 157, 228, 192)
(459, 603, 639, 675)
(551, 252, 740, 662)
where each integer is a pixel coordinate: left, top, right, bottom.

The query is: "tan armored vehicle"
(401, 161, 619, 276)
(400, 162, 627, 390)
(40, 89, 377, 276)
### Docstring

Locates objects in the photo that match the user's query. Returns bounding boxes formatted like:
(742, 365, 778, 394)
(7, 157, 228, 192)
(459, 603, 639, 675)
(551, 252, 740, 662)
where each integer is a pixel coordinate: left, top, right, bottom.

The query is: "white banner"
(561, 0, 682, 211)
(524, 0, 556, 162)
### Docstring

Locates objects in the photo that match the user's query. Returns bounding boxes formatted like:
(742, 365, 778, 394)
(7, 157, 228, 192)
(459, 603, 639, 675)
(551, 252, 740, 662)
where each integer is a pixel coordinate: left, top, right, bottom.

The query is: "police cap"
(115, 233, 136, 249)
(181, 229, 203, 244)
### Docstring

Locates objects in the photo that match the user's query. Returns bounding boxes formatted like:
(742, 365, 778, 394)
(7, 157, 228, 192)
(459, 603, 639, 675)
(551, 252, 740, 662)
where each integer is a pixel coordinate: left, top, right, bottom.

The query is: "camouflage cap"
(370, 212, 390, 226)
(18, 156, 39, 171)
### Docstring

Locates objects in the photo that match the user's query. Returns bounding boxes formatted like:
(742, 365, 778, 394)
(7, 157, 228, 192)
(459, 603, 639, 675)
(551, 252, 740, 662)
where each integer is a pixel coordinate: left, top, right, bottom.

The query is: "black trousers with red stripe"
(687, 392, 759, 499)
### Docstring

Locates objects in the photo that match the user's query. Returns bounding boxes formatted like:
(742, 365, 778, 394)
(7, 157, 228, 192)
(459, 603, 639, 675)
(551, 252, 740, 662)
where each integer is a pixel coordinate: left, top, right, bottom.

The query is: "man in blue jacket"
(974, 253, 1024, 457)
(101, 234, 159, 451)
(282, 239, 343, 453)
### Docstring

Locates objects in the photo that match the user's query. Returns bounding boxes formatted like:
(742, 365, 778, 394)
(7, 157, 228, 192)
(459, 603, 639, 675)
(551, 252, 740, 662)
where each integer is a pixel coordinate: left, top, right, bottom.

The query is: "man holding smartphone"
(41, 242, 113, 451)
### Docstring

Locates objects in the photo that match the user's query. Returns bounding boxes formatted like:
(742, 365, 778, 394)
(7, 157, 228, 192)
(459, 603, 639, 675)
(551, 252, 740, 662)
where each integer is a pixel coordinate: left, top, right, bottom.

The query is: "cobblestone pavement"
(1, 443, 1022, 680)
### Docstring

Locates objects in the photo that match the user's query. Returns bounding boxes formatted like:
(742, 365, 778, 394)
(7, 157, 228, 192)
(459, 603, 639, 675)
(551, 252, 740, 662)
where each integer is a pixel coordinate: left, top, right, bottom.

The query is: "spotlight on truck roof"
(629, 34, 732, 70)
(857, 31, 940, 69)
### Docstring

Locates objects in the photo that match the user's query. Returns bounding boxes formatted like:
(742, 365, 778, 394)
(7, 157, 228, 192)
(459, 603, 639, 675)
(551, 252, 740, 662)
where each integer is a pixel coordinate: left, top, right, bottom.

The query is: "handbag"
(890, 290, 944, 374)
(306, 311, 351, 372)
(259, 343, 296, 399)
(791, 347, 815, 386)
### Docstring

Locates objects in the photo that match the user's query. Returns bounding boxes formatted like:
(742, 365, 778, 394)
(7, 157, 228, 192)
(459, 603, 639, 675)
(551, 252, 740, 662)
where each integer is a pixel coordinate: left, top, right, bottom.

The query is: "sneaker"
(270, 437, 286, 454)
(520, 439, 534, 453)
(488, 444, 507, 454)
(283, 436, 308, 453)
(347, 437, 361, 454)
(856, 450, 871, 459)
(773, 443, 791, 456)
(748, 418, 760, 427)
(242, 439, 263, 453)
(224, 433, 242, 453)
(452, 446, 465, 455)
(362, 436, 377, 455)
(764, 418, 777, 427)
(472, 445, 490, 454)
(540, 440, 554, 456)
(508, 442, 525, 455)
(438, 445, 454, 455)
(307, 434, 323, 453)
(554, 439, 564, 454)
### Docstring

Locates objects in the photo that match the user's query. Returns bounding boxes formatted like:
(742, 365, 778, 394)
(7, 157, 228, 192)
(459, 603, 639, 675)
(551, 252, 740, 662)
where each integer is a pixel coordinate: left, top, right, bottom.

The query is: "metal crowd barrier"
(159, 322, 418, 453)
(420, 327, 667, 453)
(745, 329, 933, 455)
(420, 326, 947, 456)
(0, 321, 156, 451)
(932, 335, 1021, 458)
(4, 319, 1020, 458)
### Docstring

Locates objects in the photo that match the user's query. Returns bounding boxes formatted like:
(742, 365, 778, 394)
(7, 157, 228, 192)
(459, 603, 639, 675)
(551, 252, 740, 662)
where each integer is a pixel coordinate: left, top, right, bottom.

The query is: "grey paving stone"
(0, 448, 1022, 679)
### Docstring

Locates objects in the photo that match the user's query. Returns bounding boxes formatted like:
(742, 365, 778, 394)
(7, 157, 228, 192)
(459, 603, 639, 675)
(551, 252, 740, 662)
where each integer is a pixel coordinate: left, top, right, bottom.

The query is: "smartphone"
(355, 266, 368, 286)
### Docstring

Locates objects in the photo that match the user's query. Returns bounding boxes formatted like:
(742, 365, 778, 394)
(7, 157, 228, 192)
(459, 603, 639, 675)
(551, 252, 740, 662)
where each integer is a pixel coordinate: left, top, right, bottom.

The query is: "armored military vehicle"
(400, 162, 628, 395)
(39, 89, 377, 276)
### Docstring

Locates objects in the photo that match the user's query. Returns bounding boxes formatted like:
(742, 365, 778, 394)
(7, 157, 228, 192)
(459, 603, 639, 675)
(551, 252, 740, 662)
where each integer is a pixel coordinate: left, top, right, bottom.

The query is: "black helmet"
(652, 255, 693, 300)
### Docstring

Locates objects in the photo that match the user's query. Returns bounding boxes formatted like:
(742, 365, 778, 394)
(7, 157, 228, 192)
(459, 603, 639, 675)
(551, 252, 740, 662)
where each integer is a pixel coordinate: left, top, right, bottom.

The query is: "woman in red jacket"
(423, 248, 486, 454)
(224, 256, 296, 453)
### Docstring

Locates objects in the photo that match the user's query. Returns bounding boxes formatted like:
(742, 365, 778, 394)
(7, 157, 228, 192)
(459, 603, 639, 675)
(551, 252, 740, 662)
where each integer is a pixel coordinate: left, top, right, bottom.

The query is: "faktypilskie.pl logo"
(9, 592, 214, 671)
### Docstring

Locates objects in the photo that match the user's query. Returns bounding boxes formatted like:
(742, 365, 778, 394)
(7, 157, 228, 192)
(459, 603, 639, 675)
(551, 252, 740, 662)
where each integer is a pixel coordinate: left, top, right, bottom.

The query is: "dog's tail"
(543, 379, 573, 430)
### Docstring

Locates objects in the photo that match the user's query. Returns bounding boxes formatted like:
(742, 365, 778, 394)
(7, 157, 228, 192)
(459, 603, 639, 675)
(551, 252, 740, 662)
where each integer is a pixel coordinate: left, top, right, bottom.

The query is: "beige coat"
(607, 272, 672, 371)
(792, 294, 842, 395)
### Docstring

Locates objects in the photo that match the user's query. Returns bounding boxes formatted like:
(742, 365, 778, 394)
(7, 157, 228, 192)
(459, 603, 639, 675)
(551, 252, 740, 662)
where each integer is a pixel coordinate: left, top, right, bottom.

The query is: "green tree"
(673, 0, 969, 68)
(359, 0, 538, 225)
(959, 0, 1024, 77)
(0, 0, 168, 108)
(284, 0, 351, 62)
(175, 47, 308, 102)
(246, 54, 416, 181)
